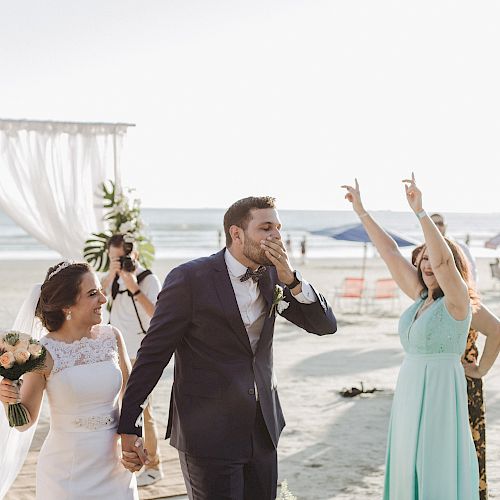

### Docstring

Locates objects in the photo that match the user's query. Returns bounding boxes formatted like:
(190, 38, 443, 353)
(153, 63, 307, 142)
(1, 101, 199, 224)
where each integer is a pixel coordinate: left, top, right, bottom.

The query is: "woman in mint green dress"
(342, 174, 479, 500)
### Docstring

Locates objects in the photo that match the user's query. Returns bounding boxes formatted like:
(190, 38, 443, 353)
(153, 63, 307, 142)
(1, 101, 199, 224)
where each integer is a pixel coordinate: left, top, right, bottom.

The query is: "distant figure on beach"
(430, 212, 478, 284)
(412, 245, 500, 500)
(300, 235, 307, 264)
(342, 175, 479, 499)
(217, 229, 222, 249)
(285, 233, 292, 255)
(0, 262, 139, 499)
(118, 196, 337, 500)
(101, 234, 163, 486)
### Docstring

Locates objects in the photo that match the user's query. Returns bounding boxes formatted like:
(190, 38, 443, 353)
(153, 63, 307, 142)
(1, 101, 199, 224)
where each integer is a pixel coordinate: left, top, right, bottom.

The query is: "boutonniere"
(269, 285, 290, 317)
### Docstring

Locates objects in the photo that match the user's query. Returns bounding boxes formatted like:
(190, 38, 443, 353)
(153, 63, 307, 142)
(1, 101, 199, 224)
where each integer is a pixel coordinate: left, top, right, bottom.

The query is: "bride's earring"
(66, 310, 72, 321)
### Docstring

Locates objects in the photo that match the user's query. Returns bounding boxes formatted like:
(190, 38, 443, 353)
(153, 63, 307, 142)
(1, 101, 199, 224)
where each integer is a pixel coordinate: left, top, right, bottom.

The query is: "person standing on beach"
(101, 234, 164, 486)
(342, 175, 479, 499)
(300, 235, 307, 264)
(412, 244, 500, 500)
(117, 196, 337, 500)
(0, 262, 139, 499)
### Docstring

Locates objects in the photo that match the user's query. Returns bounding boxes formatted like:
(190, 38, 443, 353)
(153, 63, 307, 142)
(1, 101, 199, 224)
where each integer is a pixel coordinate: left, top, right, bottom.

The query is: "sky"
(1, 1, 499, 212)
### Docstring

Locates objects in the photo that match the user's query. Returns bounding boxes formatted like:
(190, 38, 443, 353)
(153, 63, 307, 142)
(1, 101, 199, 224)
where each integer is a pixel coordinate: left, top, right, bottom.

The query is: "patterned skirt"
(464, 329, 487, 500)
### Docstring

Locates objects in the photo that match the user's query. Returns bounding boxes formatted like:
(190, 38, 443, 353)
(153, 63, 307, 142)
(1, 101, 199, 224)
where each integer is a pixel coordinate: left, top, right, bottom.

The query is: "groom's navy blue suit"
(118, 249, 337, 498)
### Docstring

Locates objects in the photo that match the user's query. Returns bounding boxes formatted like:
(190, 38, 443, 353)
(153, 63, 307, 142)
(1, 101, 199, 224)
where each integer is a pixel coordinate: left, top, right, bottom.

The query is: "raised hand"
(260, 236, 295, 286)
(402, 172, 423, 214)
(340, 178, 365, 215)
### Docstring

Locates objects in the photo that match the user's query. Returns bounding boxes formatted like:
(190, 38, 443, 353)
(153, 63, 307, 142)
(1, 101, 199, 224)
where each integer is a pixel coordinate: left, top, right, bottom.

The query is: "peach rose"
(14, 349, 30, 364)
(0, 351, 15, 369)
(16, 339, 30, 351)
(28, 343, 43, 358)
(1, 342, 16, 353)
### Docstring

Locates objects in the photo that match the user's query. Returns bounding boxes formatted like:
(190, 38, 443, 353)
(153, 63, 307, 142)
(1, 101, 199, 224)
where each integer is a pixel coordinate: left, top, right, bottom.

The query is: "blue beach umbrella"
(311, 223, 419, 279)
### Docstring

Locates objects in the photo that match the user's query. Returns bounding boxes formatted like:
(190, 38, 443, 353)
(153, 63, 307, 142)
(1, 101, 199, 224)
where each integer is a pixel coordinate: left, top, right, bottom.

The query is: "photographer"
(101, 234, 163, 486)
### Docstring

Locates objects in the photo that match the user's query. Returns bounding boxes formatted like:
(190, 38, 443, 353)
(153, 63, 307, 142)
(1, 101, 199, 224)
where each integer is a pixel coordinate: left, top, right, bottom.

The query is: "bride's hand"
(341, 178, 365, 216)
(0, 378, 21, 404)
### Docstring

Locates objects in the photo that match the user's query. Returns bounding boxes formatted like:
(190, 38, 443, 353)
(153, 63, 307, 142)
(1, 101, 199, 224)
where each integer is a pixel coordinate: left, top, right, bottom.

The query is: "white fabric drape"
(0, 120, 129, 259)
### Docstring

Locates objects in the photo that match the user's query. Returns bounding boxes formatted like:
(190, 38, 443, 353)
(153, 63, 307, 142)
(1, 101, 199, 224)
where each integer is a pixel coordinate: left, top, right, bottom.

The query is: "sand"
(1, 256, 499, 499)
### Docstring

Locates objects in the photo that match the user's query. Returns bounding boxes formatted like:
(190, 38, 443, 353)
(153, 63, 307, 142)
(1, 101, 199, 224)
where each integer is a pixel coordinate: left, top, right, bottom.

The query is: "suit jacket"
(118, 249, 337, 459)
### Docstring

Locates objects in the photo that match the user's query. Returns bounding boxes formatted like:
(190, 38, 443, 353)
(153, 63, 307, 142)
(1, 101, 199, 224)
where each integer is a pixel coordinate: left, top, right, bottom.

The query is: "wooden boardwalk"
(6, 435, 186, 499)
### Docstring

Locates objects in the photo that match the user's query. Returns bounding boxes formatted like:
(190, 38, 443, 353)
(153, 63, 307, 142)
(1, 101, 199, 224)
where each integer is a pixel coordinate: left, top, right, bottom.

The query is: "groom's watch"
(285, 270, 302, 289)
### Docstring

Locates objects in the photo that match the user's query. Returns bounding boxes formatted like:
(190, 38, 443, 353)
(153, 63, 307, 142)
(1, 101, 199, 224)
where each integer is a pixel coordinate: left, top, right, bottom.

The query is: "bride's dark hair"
(36, 262, 92, 332)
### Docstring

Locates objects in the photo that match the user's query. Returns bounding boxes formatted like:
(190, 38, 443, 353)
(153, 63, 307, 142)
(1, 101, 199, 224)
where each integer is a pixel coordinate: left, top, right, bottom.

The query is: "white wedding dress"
(37, 325, 138, 500)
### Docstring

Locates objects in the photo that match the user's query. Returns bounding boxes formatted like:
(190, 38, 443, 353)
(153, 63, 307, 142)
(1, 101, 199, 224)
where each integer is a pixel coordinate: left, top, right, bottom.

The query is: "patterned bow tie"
(240, 266, 267, 283)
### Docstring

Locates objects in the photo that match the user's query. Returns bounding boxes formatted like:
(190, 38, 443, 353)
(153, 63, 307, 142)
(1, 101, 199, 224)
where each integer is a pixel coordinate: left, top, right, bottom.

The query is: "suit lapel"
(254, 268, 277, 353)
(257, 268, 274, 309)
(211, 250, 253, 355)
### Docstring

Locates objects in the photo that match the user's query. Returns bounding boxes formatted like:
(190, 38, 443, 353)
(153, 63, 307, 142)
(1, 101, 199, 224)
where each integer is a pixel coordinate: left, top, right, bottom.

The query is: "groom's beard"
(242, 233, 273, 267)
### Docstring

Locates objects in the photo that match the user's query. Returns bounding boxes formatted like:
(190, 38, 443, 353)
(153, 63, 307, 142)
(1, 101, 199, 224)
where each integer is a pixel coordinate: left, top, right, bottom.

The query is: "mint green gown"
(383, 296, 479, 499)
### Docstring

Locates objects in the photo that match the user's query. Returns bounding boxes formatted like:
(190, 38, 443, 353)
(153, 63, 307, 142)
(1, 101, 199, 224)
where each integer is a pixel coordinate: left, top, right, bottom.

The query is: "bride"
(0, 261, 144, 499)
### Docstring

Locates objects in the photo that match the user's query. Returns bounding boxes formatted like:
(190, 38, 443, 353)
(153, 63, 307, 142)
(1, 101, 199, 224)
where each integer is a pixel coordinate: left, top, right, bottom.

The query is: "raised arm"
(464, 304, 500, 378)
(403, 173, 469, 320)
(341, 179, 421, 299)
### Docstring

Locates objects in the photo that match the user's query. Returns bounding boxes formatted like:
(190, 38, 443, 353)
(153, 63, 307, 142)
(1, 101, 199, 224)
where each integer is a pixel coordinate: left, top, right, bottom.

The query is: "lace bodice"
(399, 296, 472, 355)
(40, 325, 119, 376)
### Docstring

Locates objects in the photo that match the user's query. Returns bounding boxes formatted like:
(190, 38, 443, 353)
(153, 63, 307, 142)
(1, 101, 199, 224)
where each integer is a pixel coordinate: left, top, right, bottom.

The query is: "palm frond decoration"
(84, 181, 155, 272)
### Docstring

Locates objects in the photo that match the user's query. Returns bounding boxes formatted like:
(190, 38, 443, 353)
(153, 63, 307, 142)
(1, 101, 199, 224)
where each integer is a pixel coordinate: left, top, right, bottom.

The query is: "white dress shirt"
(224, 249, 317, 354)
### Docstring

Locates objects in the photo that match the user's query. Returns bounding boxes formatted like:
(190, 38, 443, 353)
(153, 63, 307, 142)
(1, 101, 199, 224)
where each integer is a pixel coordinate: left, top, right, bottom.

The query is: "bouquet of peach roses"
(0, 330, 46, 427)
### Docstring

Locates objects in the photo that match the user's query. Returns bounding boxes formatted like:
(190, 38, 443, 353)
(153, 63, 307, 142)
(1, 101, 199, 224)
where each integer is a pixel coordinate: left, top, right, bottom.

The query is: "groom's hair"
(223, 196, 276, 247)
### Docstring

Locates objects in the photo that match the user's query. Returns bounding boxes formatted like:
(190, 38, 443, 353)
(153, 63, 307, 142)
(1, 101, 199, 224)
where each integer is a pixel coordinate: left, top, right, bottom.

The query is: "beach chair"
(366, 278, 400, 313)
(333, 277, 365, 312)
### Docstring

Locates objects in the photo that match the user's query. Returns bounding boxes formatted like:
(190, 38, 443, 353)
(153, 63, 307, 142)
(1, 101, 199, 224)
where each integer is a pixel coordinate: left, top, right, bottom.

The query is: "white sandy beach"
(1, 256, 499, 499)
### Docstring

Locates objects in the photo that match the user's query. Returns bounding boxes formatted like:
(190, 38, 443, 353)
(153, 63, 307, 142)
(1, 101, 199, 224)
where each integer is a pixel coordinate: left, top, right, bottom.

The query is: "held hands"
(341, 178, 365, 216)
(120, 434, 150, 473)
(0, 378, 22, 404)
(402, 172, 423, 214)
(260, 237, 294, 286)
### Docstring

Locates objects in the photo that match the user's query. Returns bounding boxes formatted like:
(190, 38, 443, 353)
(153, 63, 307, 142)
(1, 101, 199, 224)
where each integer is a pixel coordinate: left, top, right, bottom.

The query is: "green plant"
(84, 181, 155, 272)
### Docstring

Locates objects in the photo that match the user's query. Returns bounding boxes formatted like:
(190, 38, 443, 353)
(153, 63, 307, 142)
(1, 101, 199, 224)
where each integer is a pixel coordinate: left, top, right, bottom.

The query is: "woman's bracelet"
(416, 209, 427, 220)
(358, 212, 369, 219)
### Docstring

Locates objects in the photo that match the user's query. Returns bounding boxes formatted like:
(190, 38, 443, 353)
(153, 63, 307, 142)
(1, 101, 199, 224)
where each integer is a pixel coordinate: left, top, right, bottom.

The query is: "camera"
(119, 255, 137, 273)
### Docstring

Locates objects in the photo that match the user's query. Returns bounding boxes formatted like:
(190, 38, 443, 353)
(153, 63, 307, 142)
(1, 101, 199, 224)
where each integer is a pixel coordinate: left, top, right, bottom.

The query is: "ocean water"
(0, 208, 498, 260)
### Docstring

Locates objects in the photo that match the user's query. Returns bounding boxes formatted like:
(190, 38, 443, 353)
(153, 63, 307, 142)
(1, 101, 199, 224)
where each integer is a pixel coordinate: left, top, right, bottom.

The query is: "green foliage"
(84, 180, 155, 272)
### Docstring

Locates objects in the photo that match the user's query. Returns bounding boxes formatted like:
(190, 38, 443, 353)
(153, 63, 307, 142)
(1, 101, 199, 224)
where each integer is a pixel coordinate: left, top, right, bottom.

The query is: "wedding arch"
(0, 118, 135, 259)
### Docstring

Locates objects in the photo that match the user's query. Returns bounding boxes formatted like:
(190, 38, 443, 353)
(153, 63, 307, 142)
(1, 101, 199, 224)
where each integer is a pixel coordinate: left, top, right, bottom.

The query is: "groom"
(118, 196, 337, 499)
